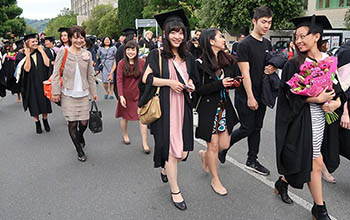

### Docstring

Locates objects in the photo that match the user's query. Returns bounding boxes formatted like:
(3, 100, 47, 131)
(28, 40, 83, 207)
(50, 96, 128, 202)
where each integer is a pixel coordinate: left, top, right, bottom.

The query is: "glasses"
(294, 33, 310, 41)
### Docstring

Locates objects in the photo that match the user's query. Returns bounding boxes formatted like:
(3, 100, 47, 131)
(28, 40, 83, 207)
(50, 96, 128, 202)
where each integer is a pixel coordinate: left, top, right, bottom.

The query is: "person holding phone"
(195, 28, 241, 196)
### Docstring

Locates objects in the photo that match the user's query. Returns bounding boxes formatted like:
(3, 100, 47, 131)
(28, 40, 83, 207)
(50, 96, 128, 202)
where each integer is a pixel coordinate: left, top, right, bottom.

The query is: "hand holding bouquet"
(286, 56, 339, 124)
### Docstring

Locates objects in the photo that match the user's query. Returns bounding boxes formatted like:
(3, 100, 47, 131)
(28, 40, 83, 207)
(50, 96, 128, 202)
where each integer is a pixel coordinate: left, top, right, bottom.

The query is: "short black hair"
(253, 6, 272, 21)
(101, 36, 112, 47)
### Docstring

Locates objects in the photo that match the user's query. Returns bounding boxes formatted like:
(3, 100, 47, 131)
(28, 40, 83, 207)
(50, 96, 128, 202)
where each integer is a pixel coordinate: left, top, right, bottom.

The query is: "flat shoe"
(211, 184, 228, 196)
(322, 173, 336, 184)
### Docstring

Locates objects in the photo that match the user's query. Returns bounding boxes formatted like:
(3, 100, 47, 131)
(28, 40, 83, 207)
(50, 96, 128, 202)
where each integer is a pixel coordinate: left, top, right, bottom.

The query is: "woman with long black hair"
(195, 28, 241, 196)
(139, 9, 196, 210)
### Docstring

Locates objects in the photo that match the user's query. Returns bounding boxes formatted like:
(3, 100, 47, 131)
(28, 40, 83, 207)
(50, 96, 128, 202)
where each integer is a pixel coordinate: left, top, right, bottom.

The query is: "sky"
(17, 0, 71, 20)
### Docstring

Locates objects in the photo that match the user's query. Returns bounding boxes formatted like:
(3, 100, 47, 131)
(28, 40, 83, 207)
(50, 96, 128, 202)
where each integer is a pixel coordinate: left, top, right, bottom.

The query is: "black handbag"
(89, 101, 103, 133)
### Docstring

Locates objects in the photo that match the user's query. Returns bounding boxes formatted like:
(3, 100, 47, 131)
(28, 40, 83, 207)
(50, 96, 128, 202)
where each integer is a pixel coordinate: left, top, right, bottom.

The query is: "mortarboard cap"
(291, 15, 332, 35)
(15, 38, 24, 45)
(45, 36, 55, 42)
(58, 27, 70, 33)
(154, 8, 190, 40)
(24, 33, 38, 41)
(122, 28, 137, 36)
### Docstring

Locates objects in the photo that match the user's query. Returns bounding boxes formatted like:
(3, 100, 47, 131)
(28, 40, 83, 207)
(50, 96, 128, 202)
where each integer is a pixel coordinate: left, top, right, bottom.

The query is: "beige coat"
(52, 48, 97, 97)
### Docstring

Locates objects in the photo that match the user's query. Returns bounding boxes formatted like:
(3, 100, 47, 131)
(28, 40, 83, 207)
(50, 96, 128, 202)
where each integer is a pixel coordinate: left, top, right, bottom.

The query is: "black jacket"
(194, 58, 239, 142)
(261, 73, 280, 108)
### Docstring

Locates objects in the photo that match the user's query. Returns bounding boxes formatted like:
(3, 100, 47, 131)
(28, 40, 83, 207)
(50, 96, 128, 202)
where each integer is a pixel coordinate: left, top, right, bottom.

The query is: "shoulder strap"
(155, 49, 162, 95)
(59, 48, 68, 78)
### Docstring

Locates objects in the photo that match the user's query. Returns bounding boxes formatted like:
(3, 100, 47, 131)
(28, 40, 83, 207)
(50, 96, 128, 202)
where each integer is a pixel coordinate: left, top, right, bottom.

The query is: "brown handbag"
(138, 49, 162, 125)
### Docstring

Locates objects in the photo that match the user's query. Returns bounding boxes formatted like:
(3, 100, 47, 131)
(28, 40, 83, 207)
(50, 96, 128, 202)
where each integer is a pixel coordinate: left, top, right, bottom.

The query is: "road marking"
(195, 138, 338, 220)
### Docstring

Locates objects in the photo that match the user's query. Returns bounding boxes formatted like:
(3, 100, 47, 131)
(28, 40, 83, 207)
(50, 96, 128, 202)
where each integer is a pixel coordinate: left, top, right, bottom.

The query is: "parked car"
(328, 46, 340, 56)
(272, 41, 288, 53)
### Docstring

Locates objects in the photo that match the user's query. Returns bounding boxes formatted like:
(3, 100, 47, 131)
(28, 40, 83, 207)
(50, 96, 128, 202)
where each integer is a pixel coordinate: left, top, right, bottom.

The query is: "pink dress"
(168, 59, 189, 159)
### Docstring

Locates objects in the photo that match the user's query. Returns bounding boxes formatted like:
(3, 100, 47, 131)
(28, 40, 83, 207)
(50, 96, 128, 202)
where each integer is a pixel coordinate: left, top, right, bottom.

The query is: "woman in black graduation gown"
(274, 15, 341, 220)
(337, 44, 350, 161)
(0, 41, 22, 102)
(139, 9, 195, 211)
(195, 28, 240, 196)
(21, 34, 52, 134)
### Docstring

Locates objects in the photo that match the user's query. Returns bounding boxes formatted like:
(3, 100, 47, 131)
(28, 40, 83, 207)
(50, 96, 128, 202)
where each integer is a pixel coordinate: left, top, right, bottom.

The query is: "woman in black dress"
(139, 9, 195, 210)
(195, 28, 240, 196)
(21, 34, 52, 134)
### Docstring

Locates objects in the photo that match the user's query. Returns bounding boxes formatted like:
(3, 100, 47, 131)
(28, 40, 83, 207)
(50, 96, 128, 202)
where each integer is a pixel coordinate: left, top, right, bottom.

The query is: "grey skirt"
(61, 94, 90, 121)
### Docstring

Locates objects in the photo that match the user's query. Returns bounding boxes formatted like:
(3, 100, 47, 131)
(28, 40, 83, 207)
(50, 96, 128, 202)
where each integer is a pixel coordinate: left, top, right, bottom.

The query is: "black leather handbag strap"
(90, 101, 99, 112)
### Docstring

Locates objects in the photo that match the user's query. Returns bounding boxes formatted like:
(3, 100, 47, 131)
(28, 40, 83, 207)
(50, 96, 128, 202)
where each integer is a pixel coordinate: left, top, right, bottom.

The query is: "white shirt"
(62, 63, 89, 98)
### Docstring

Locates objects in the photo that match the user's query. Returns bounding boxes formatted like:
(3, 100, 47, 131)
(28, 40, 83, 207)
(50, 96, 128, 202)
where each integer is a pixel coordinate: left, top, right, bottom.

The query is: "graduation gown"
(275, 57, 342, 189)
(138, 49, 195, 168)
(45, 48, 56, 76)
(1, 53, 20, 94)
(20, 50, 52, 116)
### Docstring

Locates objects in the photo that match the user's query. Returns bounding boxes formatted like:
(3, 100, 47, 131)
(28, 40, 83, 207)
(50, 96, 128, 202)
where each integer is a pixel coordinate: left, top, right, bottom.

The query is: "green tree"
(45, 8, 77, 39)
(345, 8, 350, 29)
(198, 0, 305, 34)
(26, 24, 38, 34)
(118, 0, 144, 31)
(84, 4, 115, 37)
(142, 0, 201, 29)
(97, 8, 120, 39)
(0, 0, 26, 38)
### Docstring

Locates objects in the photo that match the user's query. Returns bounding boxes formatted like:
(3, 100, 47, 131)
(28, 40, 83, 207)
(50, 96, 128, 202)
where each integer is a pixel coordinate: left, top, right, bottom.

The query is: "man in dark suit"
(44, 36, 56, 76)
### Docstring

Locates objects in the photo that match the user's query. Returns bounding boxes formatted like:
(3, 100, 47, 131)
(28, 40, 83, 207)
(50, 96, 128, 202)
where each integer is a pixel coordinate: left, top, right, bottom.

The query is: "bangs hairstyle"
(60, 30, 69, 45)
(293, 26, 323, 65)
(123, 41, 141, 78)
(253, 6, 272, 21)
(101, 36, 112, 47)
(199, 28, 235, 72)
(68, 26, 86, 46)
(162, 20, 188, 60)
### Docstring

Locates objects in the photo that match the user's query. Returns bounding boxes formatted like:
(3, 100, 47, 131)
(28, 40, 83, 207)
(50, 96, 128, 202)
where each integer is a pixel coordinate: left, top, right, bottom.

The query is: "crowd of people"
(1, 6, 350, 220)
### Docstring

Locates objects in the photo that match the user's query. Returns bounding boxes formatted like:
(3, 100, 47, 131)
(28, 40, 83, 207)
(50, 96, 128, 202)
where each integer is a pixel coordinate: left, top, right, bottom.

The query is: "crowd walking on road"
(2, 5, 350, 220)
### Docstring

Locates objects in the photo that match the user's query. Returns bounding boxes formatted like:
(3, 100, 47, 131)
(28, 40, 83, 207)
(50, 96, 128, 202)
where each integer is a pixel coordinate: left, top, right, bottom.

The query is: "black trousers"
(231, 94, 267, 162)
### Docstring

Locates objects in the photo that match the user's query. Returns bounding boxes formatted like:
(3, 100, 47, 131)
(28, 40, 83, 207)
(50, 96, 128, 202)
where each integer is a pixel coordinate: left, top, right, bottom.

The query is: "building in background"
(71, 0, 118, 25)
(265, 0, 350, 51)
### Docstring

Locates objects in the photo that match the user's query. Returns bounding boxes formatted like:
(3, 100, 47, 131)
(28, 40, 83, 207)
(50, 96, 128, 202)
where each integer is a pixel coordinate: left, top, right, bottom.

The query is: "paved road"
(0, 87, 349, 220)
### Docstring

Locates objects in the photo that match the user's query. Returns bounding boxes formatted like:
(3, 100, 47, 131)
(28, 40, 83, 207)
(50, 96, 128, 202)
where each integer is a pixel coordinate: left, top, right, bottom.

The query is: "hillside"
(25, 18, 51, 33)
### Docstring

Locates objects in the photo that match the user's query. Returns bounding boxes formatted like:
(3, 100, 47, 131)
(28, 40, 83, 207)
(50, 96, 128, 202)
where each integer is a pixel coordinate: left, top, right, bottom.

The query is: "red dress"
(115, 59, 145, 120)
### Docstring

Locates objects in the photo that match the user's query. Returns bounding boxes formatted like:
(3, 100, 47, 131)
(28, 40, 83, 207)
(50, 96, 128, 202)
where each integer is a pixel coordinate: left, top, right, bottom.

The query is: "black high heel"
(171, 191, 187, 211)
(274, 176, 293, 204)
(311, 202, 331, 220)
(161, 171, 168, 183)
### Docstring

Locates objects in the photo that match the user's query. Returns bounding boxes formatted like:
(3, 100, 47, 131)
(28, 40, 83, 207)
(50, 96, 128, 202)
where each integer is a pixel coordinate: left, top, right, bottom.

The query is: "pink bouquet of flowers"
(286, 56, 338, 124)
(6, 52, 18, 61)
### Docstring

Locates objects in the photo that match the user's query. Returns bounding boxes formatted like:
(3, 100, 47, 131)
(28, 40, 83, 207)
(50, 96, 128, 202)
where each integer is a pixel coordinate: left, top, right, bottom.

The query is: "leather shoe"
(171, 191, 187, 211)
(161, 171, 168, 183)
(274, 176, 293, 204)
